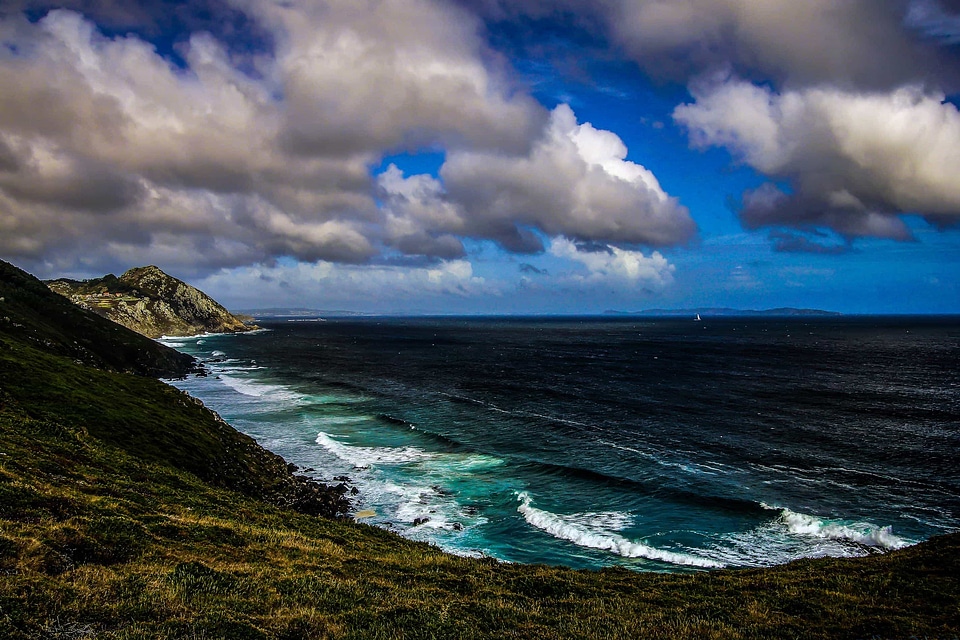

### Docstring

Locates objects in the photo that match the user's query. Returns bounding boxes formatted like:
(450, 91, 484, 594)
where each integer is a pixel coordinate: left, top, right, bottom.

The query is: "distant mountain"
(47, 265, 257, 339)
(605, 307, 842, 317)
(0, 259, 195, 377)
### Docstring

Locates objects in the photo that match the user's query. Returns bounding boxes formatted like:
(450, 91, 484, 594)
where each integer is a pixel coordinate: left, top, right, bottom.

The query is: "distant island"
(605, 307, 843, 317)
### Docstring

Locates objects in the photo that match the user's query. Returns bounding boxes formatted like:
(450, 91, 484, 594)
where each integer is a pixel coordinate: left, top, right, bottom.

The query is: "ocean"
(160, 316, 960, 572)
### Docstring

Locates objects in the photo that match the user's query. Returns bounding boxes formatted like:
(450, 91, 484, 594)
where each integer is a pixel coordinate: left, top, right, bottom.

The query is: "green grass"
(0, 258, 958, 638)
(0, 260, 194, 377)
(1, 387, 957, 639)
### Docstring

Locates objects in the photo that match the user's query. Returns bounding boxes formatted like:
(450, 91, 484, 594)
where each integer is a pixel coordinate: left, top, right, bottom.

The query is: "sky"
(1, 0, 959, 314)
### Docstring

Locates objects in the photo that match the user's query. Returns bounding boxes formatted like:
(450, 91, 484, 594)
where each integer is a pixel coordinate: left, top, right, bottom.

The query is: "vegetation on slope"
(0, 259, 958, 639)
(1, 260, 194, 377)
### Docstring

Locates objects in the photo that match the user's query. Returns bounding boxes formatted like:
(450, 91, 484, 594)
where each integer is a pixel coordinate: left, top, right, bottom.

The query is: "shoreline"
(160, 324, 934, 573)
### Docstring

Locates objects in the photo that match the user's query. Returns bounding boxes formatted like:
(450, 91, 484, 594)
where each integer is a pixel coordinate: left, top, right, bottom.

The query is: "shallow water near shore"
(162, 316, 960, 571)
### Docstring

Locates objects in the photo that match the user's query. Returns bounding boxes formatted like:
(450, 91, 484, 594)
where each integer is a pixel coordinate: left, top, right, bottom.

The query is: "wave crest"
(762, 504, 910, 550)
(315, 432, 435, 468)
(516, 492, 722, 568)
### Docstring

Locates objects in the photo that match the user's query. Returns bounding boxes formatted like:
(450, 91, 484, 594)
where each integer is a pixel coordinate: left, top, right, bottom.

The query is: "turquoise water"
(160, 317, 960, 571)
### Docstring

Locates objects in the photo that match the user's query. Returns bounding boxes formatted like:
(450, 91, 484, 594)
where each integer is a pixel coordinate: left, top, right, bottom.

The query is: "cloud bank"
(469, 0, 960, 247)
(0, 2, 694, 280)
(379, 104, 696, 256)
(1, 0, 958, 306)
(675, 79, 960, 239)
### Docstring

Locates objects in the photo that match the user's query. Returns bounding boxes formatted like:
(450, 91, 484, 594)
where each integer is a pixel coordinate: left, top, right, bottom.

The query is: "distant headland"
(605, 307, 843, 317)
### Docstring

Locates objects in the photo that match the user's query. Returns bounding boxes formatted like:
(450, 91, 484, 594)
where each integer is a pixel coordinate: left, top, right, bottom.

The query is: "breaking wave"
(315, 432, 435, 468)
(764, 504, 910, 550)
(516, 492, 722, 568)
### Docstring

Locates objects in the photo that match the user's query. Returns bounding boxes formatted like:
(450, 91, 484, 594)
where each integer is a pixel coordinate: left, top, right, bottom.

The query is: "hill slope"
(47, 265, 256, 338)
(1, 259, 958, 639)
(1, 260, 195, 377)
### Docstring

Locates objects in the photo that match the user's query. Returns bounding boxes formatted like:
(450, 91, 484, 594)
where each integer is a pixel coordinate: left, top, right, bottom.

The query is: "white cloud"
(196, 257, 495, 310)
(0, 4, 547, 274)
(373, 104, 696, 257)
(674, 78, 960, 238)
(439, 104, 696, 251)
(549, 237, 675, 289)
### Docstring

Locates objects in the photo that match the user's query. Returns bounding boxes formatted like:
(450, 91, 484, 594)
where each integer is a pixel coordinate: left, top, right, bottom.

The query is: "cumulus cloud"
(195, 257, 495, 310)
(674, 78, 960, 238)
(375, 104, 696, 257)
(261, 0, 545, 157)
(440, 104, 695, 252)
(0, 2, 697, 282)
(0, 3, 550, 275)
(549, 237, 675, 289)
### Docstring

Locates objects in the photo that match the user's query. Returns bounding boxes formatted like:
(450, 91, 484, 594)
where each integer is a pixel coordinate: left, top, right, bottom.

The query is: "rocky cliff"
(47, 265, 257, 339)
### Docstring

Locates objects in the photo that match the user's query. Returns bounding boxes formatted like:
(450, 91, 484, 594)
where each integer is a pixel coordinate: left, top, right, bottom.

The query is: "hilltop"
(1, 258, 958, 639)
(47, 265, 256, 338)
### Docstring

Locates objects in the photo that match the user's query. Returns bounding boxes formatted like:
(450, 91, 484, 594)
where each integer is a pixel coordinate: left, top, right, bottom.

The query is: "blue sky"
(1, 1, 959, 314)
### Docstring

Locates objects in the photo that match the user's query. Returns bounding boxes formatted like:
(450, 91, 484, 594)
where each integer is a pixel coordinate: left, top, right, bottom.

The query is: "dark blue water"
(162, 316, 960, 571)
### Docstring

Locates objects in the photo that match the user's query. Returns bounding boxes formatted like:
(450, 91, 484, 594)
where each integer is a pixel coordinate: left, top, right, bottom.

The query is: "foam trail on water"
(762, 504, 910, 550)
(516, 493, 723, 568)
(316, 432, 435, 468)
(218, 374, 302, 402)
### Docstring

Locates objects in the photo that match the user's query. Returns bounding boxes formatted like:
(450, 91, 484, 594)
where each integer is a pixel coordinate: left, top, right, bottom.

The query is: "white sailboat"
(695, 312, 702, 321)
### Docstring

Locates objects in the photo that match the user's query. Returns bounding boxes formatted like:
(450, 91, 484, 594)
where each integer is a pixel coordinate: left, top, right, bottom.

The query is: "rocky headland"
(47, 265, 257, 338)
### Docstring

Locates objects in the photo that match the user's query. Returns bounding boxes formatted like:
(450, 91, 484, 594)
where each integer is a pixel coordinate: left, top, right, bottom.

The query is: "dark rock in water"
(333, 475, 350, 482)
(46, 265, 259, 339)
(412, 517, 429, 527)
(452, 523, 463, 531)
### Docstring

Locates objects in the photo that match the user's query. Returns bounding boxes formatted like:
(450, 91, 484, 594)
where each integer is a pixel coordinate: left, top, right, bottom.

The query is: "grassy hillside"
(0, 259, 958, 638)
(0, 261, 195, 377)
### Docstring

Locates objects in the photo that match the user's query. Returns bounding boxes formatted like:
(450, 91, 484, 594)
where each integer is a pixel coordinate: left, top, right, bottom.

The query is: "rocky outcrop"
(47, 266, 257, 339)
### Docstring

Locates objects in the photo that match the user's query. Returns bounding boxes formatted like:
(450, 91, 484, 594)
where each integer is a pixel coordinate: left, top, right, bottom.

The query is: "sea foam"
(516, 492, 722, 568)
(762, 504, 910, 550)
(315, 432, 434, 468)
(218, 374, 302, 403)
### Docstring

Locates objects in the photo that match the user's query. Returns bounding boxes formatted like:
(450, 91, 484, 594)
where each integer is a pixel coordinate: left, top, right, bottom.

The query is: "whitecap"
(516, 492, 722, 568)
(762, 504, 910, 550)
(315, 432, 435, 468)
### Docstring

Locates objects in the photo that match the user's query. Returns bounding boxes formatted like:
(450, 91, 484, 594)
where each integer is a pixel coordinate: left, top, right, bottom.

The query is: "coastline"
(158, 319, 944, 573)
